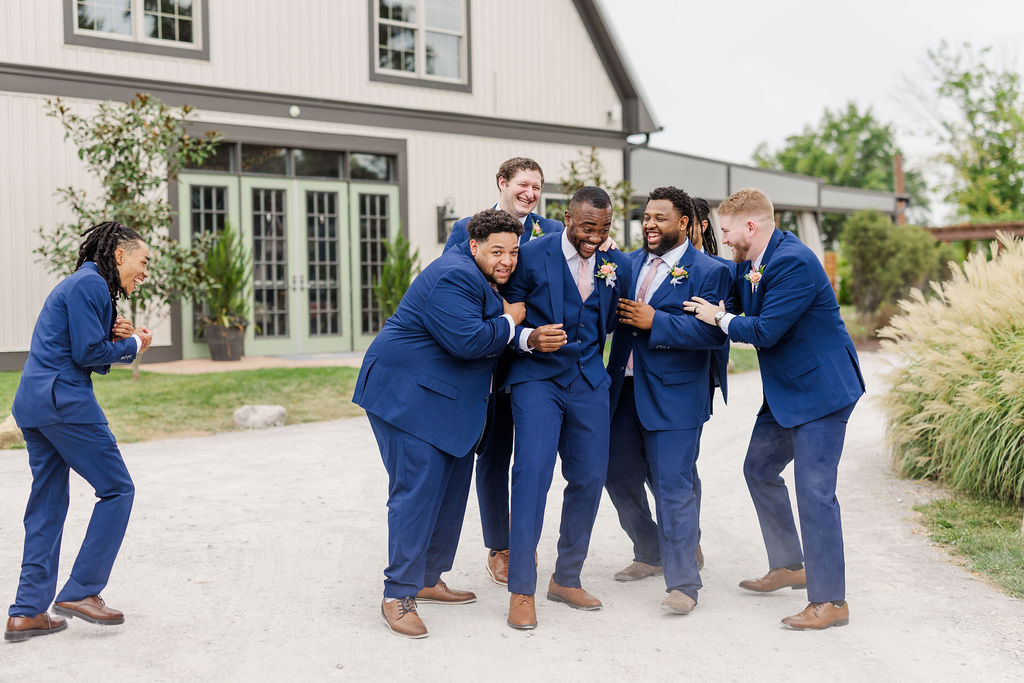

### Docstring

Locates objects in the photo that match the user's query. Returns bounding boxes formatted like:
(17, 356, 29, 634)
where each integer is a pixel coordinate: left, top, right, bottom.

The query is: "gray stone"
(0, 414, 23, 449)
(232, 404, 287, 429)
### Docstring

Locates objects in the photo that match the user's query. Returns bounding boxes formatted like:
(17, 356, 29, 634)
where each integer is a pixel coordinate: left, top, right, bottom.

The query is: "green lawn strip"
(1, 366, 362, 446)
(728, 347, 758, 373)
(915, 495, 1024, 599)
(840, 304, 875, 345)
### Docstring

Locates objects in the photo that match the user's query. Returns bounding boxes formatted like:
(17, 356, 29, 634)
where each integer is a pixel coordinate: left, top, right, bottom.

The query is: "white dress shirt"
(624, 240, 690, 377)
(517, 230, 592, 352)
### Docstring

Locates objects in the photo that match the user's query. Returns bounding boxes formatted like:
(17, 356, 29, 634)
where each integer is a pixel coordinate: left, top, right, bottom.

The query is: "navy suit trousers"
(508, 374, 610, 595)
(10, 423, 135, 617)
(742, 400, 857, 603)
(369, 413, 473, 598)
(475, 391, 514, 551)
(605, 380, 702, 600)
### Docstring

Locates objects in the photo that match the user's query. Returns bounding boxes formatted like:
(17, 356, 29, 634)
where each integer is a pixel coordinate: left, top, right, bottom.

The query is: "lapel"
(748, 229, 784, 316)
(737, 259, 753, 314)
(596, 256, 611, 331)
(628, 249, 646, 300)
(544, 235, 565, 324)
(520, 212, 539, 246)
(648, 242, 696, 308)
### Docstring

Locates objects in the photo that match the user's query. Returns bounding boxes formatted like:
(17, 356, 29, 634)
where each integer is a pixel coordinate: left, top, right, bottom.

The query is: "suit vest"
(553, 262, 605, 389)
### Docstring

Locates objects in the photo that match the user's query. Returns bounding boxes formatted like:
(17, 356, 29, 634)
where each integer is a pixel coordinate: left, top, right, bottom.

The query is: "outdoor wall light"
(436, 198, 458, 244)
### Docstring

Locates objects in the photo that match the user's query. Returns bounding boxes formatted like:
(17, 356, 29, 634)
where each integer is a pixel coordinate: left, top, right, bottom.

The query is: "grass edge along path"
(915, 494, 1024, 600)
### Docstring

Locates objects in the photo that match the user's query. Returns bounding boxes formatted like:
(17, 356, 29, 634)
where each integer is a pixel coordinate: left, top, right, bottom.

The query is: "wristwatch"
(714, 311, 727, 328)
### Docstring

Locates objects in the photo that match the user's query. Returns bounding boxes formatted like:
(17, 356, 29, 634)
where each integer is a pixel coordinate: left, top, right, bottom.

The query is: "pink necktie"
(577, 256, 593, 301)
(627, 257, 662, 371)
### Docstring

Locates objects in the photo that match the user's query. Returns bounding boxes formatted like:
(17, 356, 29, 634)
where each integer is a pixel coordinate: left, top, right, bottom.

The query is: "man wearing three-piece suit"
(353, 209, 526, 639)
(686, 187, 865, 631)
(604, 187, 732, 614)
(500, 186, 630, 630)
(443, 157, 563, 586)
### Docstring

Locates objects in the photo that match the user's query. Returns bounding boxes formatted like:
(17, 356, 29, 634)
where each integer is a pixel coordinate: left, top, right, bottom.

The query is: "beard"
(644, 231, 681, 256)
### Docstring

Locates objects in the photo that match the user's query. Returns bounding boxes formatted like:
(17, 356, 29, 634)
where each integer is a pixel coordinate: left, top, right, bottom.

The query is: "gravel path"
(2, 351, 1022, 681)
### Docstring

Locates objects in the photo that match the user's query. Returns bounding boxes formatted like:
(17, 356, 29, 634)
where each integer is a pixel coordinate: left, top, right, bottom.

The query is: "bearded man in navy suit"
(604, 187, 732, 614)
(686, 188, 865, 630)
(353, 209, 526, 639)
(500, 186, 630, 630)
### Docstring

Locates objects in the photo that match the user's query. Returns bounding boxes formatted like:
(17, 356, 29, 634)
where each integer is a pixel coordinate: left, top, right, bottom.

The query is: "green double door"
(178, 174, 399, 358)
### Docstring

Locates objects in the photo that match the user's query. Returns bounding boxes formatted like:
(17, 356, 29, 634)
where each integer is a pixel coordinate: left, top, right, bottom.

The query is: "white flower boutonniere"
(668, 262, 689, 286)
(595, 259, 618, 286)
(531, 220, 544, 238)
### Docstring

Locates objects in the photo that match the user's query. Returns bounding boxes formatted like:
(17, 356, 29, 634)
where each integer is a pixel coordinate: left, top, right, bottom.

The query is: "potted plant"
(200, 222, 251, 361)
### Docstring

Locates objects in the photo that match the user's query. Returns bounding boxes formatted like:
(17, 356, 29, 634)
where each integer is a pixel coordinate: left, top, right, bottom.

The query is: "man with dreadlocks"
(5, 221, 153, 642)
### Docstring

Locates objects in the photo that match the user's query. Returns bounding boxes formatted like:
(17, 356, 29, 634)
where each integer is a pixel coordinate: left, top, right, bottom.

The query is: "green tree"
(374, 232, 420, 321)
(923, 42, 1024, 220)
(553, 147, 634, 246)
(840, 210, 956, 325)
(34, 94, 222, 375)
(754, 102, 928, 243)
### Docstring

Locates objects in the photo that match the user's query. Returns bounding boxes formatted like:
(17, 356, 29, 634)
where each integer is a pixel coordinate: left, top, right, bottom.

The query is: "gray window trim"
(63, 0, 211, 61)
(368, 0, 472, 94)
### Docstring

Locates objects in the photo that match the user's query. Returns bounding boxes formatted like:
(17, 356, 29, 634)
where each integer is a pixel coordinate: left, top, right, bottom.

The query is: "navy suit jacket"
(729, 229, 865, 428)
(444, 211, 563, 254)
(607, 246, 732, 431)
(13, 261, 138, 428)
(352, 242, 511, 458)
(708, 252, 737, 403)
(501, 233, 630, 387)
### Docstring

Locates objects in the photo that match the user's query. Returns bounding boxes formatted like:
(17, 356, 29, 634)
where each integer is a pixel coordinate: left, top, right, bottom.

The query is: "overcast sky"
(601, 0, 1024, 220)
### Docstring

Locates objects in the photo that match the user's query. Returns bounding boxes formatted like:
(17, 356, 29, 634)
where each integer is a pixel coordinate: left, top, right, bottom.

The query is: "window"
(65, 0, 208, 60)
(371, 0, 471, 92)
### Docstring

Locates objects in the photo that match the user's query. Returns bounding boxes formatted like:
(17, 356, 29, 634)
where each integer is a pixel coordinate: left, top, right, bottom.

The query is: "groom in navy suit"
(686, 188, 865, 630)
(501, 186, 630, 630)
(605, 187, 732, 614)
(353, 209, 526, 639)
(443, 157, 563, 585)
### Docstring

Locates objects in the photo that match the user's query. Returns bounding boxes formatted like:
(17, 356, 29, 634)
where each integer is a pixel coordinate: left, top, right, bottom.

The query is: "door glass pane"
(252, 188, 288, 338)
(190, 185, 228, 341)
(242, 145, 288, 175)
(306, 191, 341, 336)
(359, 193, 389, 334)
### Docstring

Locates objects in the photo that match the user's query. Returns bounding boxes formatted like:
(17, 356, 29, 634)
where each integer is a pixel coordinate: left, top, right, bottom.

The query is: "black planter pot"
(206, 324, 245, 361)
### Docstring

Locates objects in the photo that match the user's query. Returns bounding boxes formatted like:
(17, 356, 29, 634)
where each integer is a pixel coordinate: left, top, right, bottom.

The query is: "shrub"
(840, 210, 957, 326)
(879, 234, 1024, 503)
(373, 232, 420, 321)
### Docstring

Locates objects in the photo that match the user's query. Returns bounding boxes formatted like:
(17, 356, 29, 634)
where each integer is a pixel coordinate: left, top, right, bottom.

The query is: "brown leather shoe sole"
(739, 583, 807, 593)
(486, 564, 508, 586)
(52, 604, 124, 626)
(4, 620, 68, 642)
(782, 617, 849, 631)
(416, 594, 476, 605)
(507, 617, 537, 630)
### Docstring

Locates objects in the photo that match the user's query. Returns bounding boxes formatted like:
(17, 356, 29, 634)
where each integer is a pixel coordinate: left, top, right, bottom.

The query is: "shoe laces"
(512, 593, 531, 606)
(396, 596, 418, 619)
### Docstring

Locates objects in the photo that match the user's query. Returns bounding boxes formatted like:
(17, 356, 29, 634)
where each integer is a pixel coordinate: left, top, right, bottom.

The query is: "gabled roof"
(573, 0, 661, 135)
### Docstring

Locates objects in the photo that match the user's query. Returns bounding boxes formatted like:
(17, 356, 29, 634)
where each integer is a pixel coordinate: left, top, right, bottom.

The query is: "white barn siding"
(0, 1, 622, 132)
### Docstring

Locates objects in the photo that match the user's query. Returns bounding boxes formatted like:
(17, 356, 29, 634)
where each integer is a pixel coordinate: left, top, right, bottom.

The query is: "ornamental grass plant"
(879, 234, 1024, 504)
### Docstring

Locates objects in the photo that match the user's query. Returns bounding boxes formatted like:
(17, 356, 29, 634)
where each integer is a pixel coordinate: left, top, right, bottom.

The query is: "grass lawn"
(1, 366, 362, 447)
(728, 347, 758, 373)
(840, 304, 876, 346)
(915, 495, 1024, 600)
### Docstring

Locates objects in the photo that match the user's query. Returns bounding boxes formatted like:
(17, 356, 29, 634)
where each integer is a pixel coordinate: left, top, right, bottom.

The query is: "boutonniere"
(668, 262, 689, 286)
(531, 219, 544, 238)
(595, 259, 618, 286)
(744, 265, 765, 292)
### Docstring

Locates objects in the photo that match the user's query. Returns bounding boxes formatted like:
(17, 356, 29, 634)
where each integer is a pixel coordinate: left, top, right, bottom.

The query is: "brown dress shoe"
(4, 613, 68, 642)
(696, 544, 705, 571)
(416, 579, 477, 604)
(781, 601, 850, 630)
(546, 576, 602, 610)
(53, 595, 124, 625)
(507, 593, 536, 630)
(738, 567, 807, 593)
(487, 549, 510, 585)
(381, 597, 428, 639)
(613, 561, 663, 582)
(661, 590, 696, 615)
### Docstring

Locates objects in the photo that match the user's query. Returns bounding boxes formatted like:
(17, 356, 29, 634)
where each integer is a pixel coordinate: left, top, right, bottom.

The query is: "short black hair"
(647, 186, 694, 221)
(568, 185, 612, 212)
(466, 208, 524, 241)
(76, 220, 145, 301)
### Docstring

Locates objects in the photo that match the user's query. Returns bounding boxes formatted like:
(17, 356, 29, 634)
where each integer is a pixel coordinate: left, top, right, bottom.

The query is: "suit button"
(632, 331, 637, 336)
(579, 323, 584, 328)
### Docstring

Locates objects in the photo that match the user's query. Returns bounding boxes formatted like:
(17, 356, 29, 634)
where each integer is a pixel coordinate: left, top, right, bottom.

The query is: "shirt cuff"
(719, 313, 736, 334)
(129, 333, 142, 354)
(501, 314, 516, 344)
(518, 327, 535, 353)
